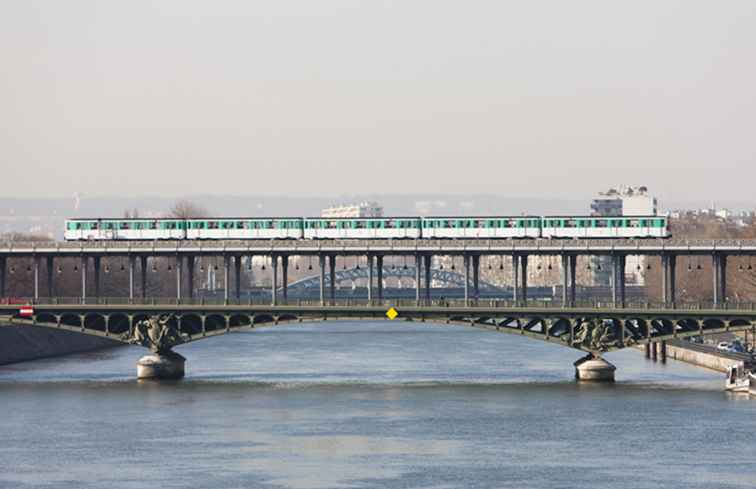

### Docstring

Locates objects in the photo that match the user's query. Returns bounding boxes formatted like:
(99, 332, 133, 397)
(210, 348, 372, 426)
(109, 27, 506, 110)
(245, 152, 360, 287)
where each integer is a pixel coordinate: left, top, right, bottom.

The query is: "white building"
(321, 201, 383, 218)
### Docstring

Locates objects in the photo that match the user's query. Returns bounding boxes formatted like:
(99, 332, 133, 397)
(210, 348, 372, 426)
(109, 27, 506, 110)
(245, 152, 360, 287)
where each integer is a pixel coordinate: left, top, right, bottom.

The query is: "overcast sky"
(1, 1, 754, 201)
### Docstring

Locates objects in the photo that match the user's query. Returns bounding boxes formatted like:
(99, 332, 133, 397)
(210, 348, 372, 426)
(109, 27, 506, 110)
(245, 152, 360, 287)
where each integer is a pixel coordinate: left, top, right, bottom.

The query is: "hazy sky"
(2, 1, 755, 200)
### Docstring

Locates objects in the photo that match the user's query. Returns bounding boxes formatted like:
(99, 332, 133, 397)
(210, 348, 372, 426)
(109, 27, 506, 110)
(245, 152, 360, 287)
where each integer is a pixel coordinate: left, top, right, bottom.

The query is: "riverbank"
(643, 340, 753, 373)
(0, 324, 120, 365)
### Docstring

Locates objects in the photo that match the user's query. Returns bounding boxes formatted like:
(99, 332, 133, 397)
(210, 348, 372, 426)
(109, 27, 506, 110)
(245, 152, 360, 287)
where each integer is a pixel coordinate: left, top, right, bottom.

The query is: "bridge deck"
(3, 238, 756, 256)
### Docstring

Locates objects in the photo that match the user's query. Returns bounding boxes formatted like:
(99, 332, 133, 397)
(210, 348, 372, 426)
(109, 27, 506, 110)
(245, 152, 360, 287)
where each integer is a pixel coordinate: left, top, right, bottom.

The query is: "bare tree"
(170, 200, 209, 219)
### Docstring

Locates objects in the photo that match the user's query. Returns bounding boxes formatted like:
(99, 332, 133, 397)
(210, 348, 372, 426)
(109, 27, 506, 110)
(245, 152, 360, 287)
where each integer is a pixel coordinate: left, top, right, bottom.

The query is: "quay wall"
(659, 340, 750, 373)
(0, 324, 120, 366)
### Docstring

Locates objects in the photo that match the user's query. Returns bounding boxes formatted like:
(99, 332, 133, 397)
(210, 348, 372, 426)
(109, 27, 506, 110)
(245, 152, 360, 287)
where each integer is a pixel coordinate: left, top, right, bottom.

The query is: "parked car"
(716, 342, 731, 352)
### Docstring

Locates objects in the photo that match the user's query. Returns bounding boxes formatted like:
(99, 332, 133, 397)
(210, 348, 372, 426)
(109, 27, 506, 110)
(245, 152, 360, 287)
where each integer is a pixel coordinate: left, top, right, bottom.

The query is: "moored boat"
(749, 372, 756, 398)
(725, 364, 750, 393)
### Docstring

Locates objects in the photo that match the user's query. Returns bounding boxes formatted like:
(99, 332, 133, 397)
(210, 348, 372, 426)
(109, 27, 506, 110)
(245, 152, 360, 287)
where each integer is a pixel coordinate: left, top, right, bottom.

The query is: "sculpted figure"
(123, 314, 187, 353)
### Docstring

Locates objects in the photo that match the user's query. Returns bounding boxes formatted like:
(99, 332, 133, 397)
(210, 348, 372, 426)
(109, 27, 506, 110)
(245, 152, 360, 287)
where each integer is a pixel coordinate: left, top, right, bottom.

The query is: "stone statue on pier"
(125, 314, 188, 354)
(568, 318, 620, 352)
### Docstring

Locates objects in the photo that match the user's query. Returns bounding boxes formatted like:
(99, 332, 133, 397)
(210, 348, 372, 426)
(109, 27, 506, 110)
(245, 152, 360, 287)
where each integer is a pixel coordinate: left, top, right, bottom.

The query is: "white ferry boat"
(725, 365, 750, 393)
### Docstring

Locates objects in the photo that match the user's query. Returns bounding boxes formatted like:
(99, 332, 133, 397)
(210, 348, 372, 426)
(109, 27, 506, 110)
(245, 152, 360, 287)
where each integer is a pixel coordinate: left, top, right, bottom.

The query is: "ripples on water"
(0, 321, 754, 489)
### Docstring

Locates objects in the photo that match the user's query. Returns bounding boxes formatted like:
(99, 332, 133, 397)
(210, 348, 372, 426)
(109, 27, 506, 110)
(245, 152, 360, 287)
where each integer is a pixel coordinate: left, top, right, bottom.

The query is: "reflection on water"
(0, 321, 754, 489)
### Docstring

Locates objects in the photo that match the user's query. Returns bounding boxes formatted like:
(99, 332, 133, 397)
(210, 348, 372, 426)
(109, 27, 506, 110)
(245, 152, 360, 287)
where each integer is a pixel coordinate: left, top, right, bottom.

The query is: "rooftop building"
(321, 201, 384, 218)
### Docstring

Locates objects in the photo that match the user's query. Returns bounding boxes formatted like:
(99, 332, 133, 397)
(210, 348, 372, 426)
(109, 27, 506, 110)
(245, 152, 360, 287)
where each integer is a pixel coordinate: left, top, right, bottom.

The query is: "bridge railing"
(4, 296, 756, 311)
(5, 238, 756, 251)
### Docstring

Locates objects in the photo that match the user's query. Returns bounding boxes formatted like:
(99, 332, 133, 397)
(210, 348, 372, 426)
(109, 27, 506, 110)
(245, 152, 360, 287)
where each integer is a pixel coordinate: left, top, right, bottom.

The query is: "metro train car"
(421, 216, 541, 239)
(540, 216, 669, 239)
(303, 217, 422, 239)
(185, 218, 303, 239)
(64, 218, 187, 241)
(63, 214, 670, 240)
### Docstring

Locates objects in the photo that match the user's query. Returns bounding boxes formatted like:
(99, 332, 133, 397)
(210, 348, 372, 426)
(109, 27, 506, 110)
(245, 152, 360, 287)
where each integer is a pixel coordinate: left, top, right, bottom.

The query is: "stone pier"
(574, 354, 616, 382)
(137, 351, 186, 380)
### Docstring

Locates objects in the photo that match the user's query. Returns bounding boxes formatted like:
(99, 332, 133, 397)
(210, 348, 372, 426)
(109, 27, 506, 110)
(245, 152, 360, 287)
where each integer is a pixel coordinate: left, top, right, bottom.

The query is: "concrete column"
(376, 256, 384, 301)
(187, 256, 195, 300)
(520, 255, 528, 305)
(367, 255, 374, 302)
(472, 255, 480, 300)
(668, 255, 676, 307)
(0, 257, 5, 297)
(720, 255, 727, 305)
(713, 254, 727, 306)
(644, 343, 651, 359)
(569, 255, 577, 306)
(328, 255, 336, 303)
(234, 255, 242, 300)
(46, 256, 54, 299)
(80, 256, 88, 301)
(662, 254, 669, 305)
(651, 341, 658, 361)
(271, 255, 278, 306)
(463, 254, 470, 305)
(561, 254, 569, 306)
(415, 254, 422, 305)
(619, 255, 626, 308)
(93, 256, 101, 299)
(223, 255, 230, 303)
(319, 255, 326, 305)
(140, 256, 147, 299)
(424, 254, 432, 304)
(281, 255, 288, 302)
(33, 256, 40, 300)
(512, 254, 519, 303)
(128, 256, 135, 301)
(175, 255, 182, 301)
(660, 340, 667, 363)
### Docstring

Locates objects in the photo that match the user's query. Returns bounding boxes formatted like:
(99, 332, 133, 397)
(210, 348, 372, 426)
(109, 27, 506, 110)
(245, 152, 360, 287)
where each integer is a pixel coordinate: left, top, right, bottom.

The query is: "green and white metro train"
(64, 215, 669, 240)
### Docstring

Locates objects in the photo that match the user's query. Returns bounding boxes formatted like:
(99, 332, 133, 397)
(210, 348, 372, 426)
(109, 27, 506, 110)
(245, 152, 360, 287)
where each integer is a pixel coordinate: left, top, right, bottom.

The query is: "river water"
(1, 321, 755, 489)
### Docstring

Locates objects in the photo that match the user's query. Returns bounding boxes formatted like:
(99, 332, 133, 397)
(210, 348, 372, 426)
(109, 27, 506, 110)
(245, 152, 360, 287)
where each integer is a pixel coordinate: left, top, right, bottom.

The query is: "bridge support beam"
(281, 255, 288, 303)
(140, 256, 148, 299)
(271, 255, 278, 306)
(128, 256, 135, 302)
(175, 255, 183, 301)
(463, 255, 470, 305)
(472, 255, 480, 301)
(424, 254, 432, 304)
(329, 255, 336, 304)
(187, 256, 195, 300)
(612, 255, 626, 308)
(574, 354, 615, 382)
(235, 255, 242, 301)
(32, 256, 40, 301)
(367, 255, 374, 303)
(561, 255, 569, 306)
(93, 256, 101, 299)
(80, 256, 88, 302)
(415, 254, 422, 305)
(569, 256, 577, 306)
(319, 255, 326, 305)
(512, 254, 519, 303)
(46, 256, 54, 299)
(223, 255, 230, 304)
(137, 351, 186, 380)
(377, 256, 384, 302)
(662, 254, 676, 306)
(0, 257, 5, 297)
(520, 255, 528, 305)
(712, 254, 727, 307)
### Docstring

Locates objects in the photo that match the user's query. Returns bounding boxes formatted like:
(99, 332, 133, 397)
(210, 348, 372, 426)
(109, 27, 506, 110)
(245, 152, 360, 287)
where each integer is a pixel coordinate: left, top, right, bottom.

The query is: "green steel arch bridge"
(2, 299, 754, 380)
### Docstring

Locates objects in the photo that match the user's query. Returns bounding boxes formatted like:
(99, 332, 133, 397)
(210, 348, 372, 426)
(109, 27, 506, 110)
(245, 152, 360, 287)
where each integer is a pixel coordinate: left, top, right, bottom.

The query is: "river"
(1, 321, 755, 489)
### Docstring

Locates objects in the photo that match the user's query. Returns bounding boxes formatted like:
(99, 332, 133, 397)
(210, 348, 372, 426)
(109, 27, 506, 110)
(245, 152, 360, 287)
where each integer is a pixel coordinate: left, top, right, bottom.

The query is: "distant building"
(321, 201, 383, 218)
(590, 185, 657, 217)
(590, 185, 658, 286)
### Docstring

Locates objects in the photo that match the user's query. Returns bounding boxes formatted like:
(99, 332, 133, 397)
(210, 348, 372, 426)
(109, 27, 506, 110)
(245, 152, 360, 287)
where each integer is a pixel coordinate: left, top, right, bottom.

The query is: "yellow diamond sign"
(386, 307, 399, 320)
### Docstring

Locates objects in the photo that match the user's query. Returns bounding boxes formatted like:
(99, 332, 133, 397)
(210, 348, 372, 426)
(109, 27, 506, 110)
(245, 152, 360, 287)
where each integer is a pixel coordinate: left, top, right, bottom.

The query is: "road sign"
(386, 307, 398, 320)
(19, 306, 34, 318)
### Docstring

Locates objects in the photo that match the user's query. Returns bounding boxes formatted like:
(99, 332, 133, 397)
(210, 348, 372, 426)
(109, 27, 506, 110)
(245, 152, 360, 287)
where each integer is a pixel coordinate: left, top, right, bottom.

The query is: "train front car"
(186, 218, 303, 240)
(303, 217, 421, 239)
(64, 218, 188, 240)
(540, 215, 669, 239)
(420, 217, 542, 239)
